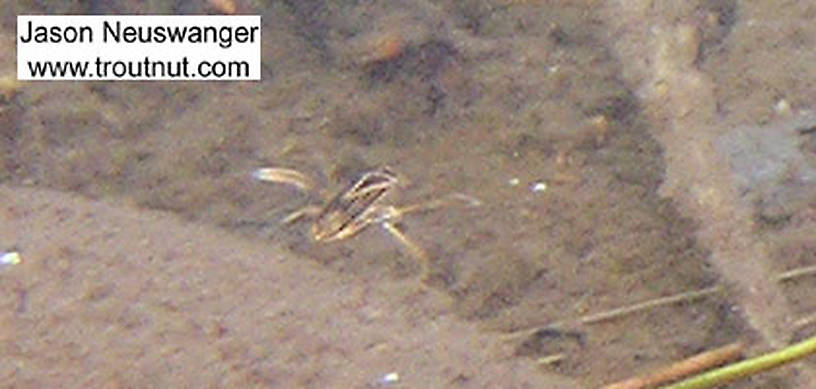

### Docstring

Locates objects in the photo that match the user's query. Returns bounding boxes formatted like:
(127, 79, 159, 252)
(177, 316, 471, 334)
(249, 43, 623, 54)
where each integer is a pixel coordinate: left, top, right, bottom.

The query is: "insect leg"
(252, 167, 314, 192)
(380, 221, 430, 277)
(393, 193, 482, 217)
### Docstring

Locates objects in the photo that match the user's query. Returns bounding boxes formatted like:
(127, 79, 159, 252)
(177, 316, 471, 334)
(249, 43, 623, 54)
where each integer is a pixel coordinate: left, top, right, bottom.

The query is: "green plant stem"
(664, 334, 816, 389)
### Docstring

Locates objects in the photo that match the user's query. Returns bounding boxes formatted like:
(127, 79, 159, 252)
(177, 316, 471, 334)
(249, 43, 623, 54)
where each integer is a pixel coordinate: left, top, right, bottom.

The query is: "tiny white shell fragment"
(530, 181, 548, 193)
(508, 177, 520, 186)
(0, 251, 21, 266)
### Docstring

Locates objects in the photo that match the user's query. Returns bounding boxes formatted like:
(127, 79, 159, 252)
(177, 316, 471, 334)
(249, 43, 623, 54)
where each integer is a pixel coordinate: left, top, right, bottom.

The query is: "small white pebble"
(530, 181, 548, 193)
(775, 99, 791, 116)
(380, 372, 399, 384)
(508, 177, 520, 186)
(1, 251, 21, 266)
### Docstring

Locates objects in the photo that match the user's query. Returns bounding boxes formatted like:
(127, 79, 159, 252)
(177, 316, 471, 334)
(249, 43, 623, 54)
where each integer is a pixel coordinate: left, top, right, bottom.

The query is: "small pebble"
(530, 181, 548, 193)
(208, 0, 236, 14)
(379, 372, 399, 385)
(1, 251, 21, 266)
(775, 99, 791, 116)
(508, 177, 520, 186)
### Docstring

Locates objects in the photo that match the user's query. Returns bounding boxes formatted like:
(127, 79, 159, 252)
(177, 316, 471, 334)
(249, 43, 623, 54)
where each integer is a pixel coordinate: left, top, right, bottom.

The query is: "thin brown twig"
(578, 286, 722, 326)
(501, 286, 723, 341)
(506, 261, 816, 340)
(776, 264, 816, 282)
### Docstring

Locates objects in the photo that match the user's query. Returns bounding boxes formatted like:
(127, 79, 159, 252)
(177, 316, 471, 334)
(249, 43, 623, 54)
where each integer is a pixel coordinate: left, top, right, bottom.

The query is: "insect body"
(311, 167, 398, 242)
(252, 165, 480, 280)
